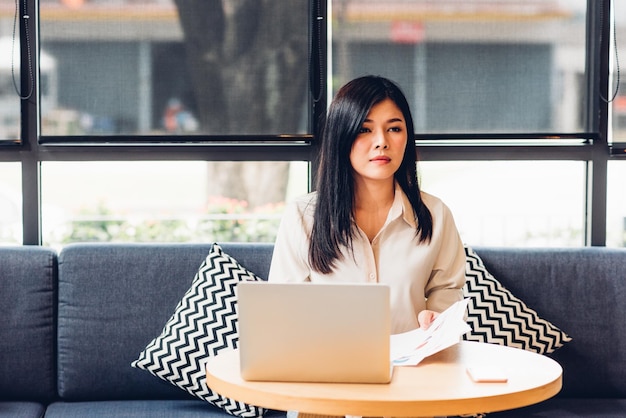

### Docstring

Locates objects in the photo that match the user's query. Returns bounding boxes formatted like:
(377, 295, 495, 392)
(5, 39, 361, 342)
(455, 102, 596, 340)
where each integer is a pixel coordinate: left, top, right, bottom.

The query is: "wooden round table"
(205, 341, 562, 417)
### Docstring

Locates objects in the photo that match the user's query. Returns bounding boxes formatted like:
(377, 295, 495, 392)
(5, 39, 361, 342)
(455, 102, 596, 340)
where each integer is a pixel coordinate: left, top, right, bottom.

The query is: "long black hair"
(309, 75, 433, 274)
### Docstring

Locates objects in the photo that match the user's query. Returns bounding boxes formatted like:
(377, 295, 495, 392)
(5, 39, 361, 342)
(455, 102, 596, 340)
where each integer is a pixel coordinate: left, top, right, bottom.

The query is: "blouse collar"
(389, 182, 418, 229)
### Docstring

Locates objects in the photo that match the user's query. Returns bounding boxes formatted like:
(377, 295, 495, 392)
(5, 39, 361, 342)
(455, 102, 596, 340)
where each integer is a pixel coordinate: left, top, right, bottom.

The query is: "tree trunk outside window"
(173, 0, 309, 208)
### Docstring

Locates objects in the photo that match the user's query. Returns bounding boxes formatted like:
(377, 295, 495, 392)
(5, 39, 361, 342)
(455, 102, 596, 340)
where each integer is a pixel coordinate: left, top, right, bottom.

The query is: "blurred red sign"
(614, 95, 626, 114)
(391, 21, 425, 44)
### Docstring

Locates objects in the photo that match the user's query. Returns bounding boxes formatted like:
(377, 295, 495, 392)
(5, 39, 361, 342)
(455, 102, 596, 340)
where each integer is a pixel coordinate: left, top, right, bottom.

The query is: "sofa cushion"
(463, 246, 571, 355)
(132, 244, 266, 417)
(488, 397, 626, 417)
(45, 400, 286, 418)
(57, 243, 216, 400)
(472, 246, 626, 398)
(0, 402, 47, 418)
(57, 243, 274, 402)
(0, 246, 57, 403)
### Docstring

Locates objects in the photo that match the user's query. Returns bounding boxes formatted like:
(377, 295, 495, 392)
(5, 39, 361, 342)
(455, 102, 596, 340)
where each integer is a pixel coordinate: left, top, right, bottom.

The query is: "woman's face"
(349, 98, 407, 186)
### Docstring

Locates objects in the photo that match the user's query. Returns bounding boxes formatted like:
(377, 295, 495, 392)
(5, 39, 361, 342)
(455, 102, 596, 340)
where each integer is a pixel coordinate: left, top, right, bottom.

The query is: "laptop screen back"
(237, 282, 392, 383)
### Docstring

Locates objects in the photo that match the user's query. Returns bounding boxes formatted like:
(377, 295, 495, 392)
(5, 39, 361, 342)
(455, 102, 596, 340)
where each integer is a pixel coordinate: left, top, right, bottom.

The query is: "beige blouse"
(268, 186, 466, 334)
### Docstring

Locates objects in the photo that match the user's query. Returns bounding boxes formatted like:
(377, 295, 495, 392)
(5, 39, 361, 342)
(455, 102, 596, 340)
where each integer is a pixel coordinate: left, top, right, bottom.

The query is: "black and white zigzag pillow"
(462, 246, 571, 355)
(132, 243, 265, 417)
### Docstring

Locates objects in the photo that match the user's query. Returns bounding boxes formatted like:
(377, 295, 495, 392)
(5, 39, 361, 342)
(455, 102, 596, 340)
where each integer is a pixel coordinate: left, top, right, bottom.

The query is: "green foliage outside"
(52, 197, 284, 245)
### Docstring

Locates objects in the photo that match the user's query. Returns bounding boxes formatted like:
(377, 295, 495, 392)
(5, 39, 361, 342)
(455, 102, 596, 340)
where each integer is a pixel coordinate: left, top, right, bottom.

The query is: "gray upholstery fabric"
(4, 242, 626, 416)
(57, 243, 209, 400)
(474, 247, 626, 399)
(0, 246, 57, 403)
(56, 243, 273, 401)
(0, 402, 46, 418)
(45, 400, 286, 418)
(489, 398, 626, 417)
(219, 242, 274, 281)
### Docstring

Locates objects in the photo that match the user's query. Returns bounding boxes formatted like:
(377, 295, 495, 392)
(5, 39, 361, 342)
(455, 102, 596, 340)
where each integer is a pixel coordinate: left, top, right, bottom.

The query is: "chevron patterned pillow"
(132, 243, 266, 417)
(462, 246, 571, 355)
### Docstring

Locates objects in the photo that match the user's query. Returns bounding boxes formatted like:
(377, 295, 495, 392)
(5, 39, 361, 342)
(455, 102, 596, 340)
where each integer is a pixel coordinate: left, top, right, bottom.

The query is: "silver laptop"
(237, 281, 392, 383)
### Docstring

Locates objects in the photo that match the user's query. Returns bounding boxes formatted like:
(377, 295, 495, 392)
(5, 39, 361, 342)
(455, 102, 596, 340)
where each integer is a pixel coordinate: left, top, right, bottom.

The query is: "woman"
(268, 75, 466, 333)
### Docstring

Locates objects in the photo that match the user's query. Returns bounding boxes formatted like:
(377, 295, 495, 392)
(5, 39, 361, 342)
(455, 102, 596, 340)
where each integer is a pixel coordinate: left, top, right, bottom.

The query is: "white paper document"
(390, 298, 471, 366)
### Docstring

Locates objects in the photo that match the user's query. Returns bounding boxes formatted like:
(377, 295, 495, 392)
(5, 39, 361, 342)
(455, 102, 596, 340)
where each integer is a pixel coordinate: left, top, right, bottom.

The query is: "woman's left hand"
(417, 309, 440, 330)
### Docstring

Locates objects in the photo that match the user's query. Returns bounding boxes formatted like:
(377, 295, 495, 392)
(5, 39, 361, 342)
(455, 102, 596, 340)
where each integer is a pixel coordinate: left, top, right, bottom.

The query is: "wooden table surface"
(206, 341, 562, 417)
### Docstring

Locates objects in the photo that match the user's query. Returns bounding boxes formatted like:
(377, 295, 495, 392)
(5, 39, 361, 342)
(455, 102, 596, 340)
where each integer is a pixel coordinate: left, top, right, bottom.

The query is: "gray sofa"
(2, 243, 626, 417)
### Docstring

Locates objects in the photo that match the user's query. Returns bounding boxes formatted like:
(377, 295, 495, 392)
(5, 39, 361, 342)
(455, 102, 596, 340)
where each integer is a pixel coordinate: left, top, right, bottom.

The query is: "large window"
(420, 161, 586, 246)
(607, 161, 626, 247)
(607, 0, 626, 247)
(40, 161, 309, 248)
(610, 0, 626, 144)
(0, 163, 21, 243)
(331, 0, 588, 133)
(31, 0, 311, 247)
(39, 0, 309, 136)
(0, 34, 25, 142)
(2, 0, 623, 248)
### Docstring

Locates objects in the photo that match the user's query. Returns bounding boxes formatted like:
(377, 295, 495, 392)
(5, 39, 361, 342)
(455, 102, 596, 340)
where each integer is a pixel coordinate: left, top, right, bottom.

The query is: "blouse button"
(368, 273, 376, 282)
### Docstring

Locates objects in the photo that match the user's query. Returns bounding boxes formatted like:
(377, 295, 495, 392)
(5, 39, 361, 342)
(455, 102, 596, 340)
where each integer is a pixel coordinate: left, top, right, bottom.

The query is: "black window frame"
(0, 0, 622, 246)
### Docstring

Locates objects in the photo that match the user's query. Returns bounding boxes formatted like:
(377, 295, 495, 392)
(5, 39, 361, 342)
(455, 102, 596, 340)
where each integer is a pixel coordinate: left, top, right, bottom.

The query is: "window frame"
(2, 0, 620, 246)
